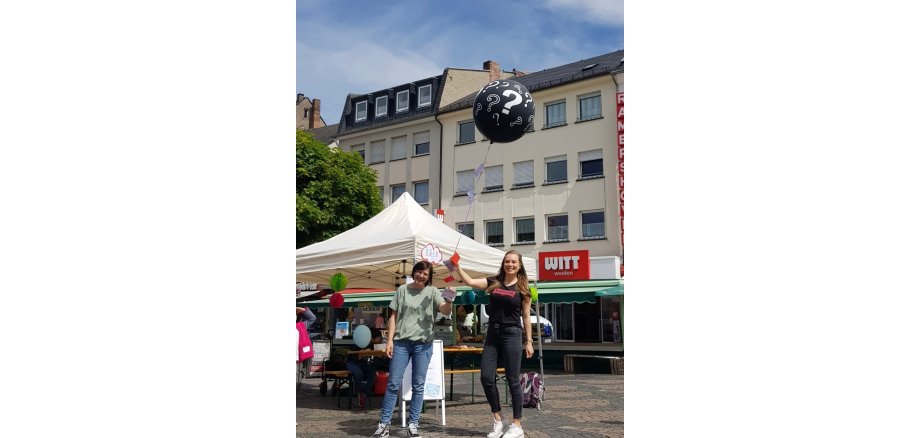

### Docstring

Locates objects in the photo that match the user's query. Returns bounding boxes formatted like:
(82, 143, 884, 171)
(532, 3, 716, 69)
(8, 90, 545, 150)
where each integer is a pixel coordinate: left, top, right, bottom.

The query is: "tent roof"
(295, 193, 537, 289)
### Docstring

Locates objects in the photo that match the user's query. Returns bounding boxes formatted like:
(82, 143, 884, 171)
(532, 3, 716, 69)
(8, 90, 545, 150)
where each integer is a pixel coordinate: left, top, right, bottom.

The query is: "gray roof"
(306, 124, 339, 145)
(336, 73, 446, 137)
(440, 50, 624, 115)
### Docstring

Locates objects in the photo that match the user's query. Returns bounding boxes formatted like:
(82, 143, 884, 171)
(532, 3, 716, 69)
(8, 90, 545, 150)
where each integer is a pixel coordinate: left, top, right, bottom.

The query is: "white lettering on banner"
(544, 255, 581, 270)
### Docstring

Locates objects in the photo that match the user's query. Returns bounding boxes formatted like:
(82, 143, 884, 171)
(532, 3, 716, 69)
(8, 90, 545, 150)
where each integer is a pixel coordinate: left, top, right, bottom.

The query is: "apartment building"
(438, 50, 624, 346)
(305, 51, 625, 363)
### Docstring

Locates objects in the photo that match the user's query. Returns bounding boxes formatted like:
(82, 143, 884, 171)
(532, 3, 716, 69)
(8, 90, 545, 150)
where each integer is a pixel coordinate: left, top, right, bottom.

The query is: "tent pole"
(533, 284, 545, 380)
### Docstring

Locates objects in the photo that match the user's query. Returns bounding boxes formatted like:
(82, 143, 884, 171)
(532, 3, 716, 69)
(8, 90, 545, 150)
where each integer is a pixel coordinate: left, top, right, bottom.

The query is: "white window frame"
(413, 131, 430, 156)
(579, 149, 604, 178)
(578, 92, 602, 121)
(418, 84, 432, 107)
(378, 186, 385, 203)
(396, 90, 409, 112)
(369, 140, 385, 164)
(545, 155, 568, 183)
(457, 222, 474, 240)
(513, 160, 534, 187)
(413, 180, 429, 205)
(485, 220, 504, 246)
(581, 209, 606, 240)
(456, 169, 475, 195)
(391, 136, 407, 161)
(484, 165, 503, 191)
(356, 101, 367, 122)
(544, 100, 566, 128)
(546, 214, 569, 241)
(375, 96, 388, 117)
(391, 183, 406, 201)
(458, 120, 475, 144)
(514, 217, 535, 244)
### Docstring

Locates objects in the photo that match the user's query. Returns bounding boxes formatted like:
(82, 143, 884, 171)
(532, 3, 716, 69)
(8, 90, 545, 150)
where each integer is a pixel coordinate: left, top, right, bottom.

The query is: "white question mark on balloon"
(524, 92, 533, 108)
(486, 94, 500, 112)
(501, 90, 523, 115)
(475, 102, 482, 116)
(509, 116, 522, 127)
(493, 113, 500, 125)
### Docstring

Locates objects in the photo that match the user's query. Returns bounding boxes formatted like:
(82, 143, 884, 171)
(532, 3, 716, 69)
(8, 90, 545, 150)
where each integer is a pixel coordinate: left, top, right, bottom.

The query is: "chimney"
(297, 93, 305, 104)
(310, 99, 321, 128)
(513, 68, 526, 77)
(483, 60, 501, 81)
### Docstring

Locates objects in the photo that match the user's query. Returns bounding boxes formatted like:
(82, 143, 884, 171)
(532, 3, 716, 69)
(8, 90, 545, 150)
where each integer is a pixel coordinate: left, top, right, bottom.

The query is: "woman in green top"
(371, 260, 454, 438)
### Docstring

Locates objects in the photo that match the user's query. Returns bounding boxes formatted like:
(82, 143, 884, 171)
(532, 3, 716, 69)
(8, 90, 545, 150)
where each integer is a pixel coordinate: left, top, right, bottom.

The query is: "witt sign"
(538, 250, 590, 281)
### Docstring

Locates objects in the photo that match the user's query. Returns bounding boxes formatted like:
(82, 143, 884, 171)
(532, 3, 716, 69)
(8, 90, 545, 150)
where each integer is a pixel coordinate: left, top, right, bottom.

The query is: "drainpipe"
(435, 112, 444, 214)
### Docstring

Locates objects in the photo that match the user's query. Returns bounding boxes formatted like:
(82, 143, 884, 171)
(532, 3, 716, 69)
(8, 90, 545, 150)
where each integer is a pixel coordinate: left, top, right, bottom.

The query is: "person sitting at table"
(346, 326, 383, 408)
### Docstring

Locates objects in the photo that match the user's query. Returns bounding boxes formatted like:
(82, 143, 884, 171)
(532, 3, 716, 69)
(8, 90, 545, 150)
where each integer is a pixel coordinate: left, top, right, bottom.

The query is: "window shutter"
(457, 170, 474, 193)
(391, 136, 407, 160)
(485, 165, 502, 188)
(370, 141, 385, 163)
(579, 150, 603, 161)
(513, 161, 533, 185)
(414, 131, 429, 144)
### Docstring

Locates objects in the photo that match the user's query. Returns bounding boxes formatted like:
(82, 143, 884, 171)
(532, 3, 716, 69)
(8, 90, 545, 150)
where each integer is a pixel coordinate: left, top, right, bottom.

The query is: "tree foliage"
(296, 129, 383, 248)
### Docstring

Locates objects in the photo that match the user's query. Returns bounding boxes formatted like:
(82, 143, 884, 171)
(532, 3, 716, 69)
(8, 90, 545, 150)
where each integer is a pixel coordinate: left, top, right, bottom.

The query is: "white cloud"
(541, 0, 624, 26)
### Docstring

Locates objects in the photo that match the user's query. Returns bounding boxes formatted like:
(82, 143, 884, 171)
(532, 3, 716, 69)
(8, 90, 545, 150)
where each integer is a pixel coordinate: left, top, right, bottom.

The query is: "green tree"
(296, 129, 383, 248)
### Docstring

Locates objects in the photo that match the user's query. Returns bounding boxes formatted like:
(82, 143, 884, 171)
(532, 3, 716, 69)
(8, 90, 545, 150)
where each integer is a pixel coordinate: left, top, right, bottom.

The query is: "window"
(581, 210, 605, 239)
(413, 181, 429, 204)
(396, 90, 409, 112)
(418, 84, 432, 107)
(456, 170, 474, 195)
(391, 136, 407, 160)
(369, 140, 385, 164)
(484, 165, 503, 191)
(544, 100, 566, 128)
(579, 149, 604, 178)
(513, 160, 534, 187)
(546, 214, 569, 241)
(375, 96, 388, 117)
(545, 155, 567, 183)
(352, 145, 365, 162)
(485, 220, 503, 245)
(378, 186, 384, 202)
(391, 184, 406, 201)
(356, 101, 367, 121)
(414, 131, 430, 155)
(578, 92, 602, 121)
(458, 120, 475, 144)
(457, 222, 474, 239)
(515, 217, 535, 244)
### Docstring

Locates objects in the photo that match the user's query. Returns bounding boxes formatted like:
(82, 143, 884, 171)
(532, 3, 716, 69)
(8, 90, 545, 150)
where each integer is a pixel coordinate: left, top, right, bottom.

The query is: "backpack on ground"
(519, 371, 544, 410)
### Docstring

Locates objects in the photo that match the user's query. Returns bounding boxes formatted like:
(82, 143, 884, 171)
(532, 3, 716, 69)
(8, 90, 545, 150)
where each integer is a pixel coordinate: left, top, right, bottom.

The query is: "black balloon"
(472, 79, 535, 143)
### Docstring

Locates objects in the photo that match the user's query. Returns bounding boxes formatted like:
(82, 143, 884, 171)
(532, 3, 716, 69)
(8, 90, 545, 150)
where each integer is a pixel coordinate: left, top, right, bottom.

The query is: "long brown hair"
(485, 250, 531, 299)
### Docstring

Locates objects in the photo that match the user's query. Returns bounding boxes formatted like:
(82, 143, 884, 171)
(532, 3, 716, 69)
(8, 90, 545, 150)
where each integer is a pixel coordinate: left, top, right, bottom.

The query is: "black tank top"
(487, 276, 523, 327)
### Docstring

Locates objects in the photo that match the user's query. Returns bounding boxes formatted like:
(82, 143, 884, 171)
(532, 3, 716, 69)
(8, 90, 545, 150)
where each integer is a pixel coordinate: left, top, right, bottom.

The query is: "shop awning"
(297, 279, 624, 308)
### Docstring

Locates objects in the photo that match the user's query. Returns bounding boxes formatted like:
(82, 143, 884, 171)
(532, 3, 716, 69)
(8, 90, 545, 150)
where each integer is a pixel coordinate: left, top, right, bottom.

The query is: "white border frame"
(417, 84, 431, 107)
(396, 90, 409, 112)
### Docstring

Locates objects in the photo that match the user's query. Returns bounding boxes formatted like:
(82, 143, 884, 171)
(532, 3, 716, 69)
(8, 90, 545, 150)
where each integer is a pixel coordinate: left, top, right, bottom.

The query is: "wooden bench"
(321, 370, 355, 408)
(444, 368, 506, 404)
(564, 355, 623, 374)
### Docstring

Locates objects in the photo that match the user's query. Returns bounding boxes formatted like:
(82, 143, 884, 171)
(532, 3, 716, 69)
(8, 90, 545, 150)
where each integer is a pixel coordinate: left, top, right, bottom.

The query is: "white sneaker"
(503, 424, 524, 438)
(486, 419, 505, 438)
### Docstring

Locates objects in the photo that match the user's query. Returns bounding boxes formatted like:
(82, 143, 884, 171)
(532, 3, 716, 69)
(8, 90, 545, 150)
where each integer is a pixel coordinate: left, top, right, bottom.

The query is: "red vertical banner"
(616, 92, 624, 256)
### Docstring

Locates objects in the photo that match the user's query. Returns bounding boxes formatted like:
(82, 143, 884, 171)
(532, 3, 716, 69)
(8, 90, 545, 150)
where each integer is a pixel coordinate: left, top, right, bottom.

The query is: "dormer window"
(396, 90, 409, 112)
(355, 101, 367, 122)
(418, 84, 431, 107)
(375, 96, 388, 117)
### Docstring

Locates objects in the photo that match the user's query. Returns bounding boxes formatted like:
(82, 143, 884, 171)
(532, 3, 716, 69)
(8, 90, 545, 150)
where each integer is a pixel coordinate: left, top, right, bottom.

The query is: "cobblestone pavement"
(296, 371, 623, 437)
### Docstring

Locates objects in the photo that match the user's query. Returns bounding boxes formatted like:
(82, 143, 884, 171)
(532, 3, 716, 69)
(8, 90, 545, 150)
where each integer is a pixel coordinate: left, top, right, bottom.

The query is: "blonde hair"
(485, 250, 531, 299)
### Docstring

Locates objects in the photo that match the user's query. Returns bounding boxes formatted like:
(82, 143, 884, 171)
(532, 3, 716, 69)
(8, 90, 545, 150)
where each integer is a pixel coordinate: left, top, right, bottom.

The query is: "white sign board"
(400, 340, 446, 426)
(308, 340, 331, 377)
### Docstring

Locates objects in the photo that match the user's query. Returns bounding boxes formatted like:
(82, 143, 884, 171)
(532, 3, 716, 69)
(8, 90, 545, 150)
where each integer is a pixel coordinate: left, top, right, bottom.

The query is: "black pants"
(345, 359, 375, 397)
(480, 324, 523, 419)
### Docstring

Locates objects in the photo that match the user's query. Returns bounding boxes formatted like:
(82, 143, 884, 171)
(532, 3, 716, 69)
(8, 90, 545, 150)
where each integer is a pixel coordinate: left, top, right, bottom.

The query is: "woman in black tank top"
(455, 250, 533, 438)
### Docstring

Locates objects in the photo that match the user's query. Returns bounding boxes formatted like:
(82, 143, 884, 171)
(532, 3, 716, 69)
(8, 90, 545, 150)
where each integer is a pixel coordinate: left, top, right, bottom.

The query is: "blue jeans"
(345, 359, 375, 397)
(378, 340, 433, 425)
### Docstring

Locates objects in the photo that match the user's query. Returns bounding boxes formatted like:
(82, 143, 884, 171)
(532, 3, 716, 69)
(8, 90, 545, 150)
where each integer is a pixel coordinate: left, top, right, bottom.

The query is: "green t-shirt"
(388, 283, 445, 343)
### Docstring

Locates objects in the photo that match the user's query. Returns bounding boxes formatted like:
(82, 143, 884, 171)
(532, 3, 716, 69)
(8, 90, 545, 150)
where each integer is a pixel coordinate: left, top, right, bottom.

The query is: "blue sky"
(297, 0, 624, 126)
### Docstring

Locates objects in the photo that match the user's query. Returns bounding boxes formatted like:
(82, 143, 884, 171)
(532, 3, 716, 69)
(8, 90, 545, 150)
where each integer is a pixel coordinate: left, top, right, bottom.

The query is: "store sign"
(538, 250, 590, 281)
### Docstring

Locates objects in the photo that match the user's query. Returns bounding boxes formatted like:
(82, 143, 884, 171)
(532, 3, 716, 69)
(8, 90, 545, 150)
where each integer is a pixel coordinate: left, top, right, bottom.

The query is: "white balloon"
(353, 325, 372, 348)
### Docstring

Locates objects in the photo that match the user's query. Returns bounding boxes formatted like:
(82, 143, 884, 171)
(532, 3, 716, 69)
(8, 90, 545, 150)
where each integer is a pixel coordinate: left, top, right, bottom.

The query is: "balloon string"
(452, 140, 494, 255)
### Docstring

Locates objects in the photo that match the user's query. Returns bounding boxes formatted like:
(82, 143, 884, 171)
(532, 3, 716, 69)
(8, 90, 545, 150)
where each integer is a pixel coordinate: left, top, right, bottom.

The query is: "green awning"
(298, 279, 624, 308)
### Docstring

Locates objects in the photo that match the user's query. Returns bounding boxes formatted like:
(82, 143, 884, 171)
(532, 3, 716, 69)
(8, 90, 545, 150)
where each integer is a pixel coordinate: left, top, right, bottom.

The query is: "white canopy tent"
(295, 192, 537, 289)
